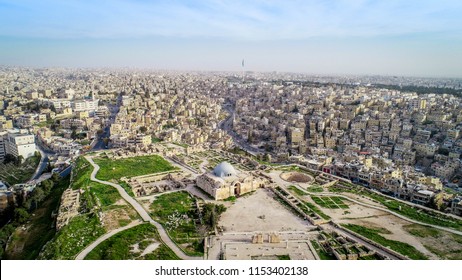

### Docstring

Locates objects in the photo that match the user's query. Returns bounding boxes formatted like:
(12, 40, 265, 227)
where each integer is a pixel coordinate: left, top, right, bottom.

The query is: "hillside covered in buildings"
(0, 67, 462, 260)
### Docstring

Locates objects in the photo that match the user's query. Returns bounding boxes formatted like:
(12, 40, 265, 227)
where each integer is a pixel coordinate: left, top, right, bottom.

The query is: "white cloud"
(0, 0, 461, 39)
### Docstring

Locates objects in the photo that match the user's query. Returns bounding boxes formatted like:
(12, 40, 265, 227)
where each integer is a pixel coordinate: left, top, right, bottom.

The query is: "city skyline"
(0, 0, 462, 77)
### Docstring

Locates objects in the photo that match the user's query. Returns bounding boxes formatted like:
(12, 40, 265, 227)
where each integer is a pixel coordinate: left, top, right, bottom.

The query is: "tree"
(215, 204, 226, 215)
(14, 208, 30, 224)
(40, 179, 53, 194)
(438, 148, 449, 156)
(0, 224, 15, 255)
(139, 126, 147, 134)
(3, 154, 15, 164)
(46, 162, 53, 173)
(15, 155, 24, 165)
(76, 132, 87, 140)
(428, 194, 445, 211)
(29, 188, 45, 211)
(202, 203, 226, 229)
(103, 138, 110, 147)
(51, 172, 60, 183)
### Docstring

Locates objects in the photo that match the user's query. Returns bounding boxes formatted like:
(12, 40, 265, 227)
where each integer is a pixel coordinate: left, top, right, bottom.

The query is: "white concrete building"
(5, 131, 36, 160)
(72, 99, 99, 113)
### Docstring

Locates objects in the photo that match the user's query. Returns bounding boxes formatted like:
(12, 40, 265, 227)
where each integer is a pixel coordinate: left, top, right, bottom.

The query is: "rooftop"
(213, 162, 237, 178)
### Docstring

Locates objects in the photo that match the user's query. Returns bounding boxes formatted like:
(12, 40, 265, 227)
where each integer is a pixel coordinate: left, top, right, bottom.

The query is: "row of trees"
(201, 203, 226, 229)
(2, 151, 41, 166)
(374, 84, 462, 98)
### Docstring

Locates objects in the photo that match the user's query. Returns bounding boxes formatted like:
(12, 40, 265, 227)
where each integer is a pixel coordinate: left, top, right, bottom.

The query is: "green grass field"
(71, 156, 93, 190)
(94, 155, 178, 180)
(342, 223, 428, 260)
(71, 157, 127, 209)
(403, 224, 462, 260)
(288, 186, 308, 196)
(90, 183, 121, 207)
(305, 202, 331, 220)
(307, 185, 324, 193)
(310, 240, 336, 260)
(311, 196, 349, 209)
(403, 224, 441, 238)
(39, 213, 106, 260)
(85, 223, 179, 260)
(150, 191, 203, 256)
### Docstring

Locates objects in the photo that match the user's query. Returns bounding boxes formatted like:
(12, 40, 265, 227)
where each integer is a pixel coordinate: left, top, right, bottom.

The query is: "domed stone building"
(196, 161, 266, 200)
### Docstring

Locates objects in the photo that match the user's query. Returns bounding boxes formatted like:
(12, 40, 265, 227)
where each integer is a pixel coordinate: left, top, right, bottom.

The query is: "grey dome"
(213, 162, 237, 177)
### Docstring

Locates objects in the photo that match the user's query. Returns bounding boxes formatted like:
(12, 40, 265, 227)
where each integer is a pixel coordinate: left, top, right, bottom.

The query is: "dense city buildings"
(1, 66, 462, 261)
(0, 67, 461, 204)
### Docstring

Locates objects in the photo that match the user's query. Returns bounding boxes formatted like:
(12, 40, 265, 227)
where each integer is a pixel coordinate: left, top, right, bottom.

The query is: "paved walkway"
(82, 156, 203, 260)
(76, 220, 142, 260)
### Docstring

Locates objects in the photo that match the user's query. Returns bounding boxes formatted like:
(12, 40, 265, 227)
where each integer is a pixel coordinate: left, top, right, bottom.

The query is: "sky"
(0, 0, 461, 77)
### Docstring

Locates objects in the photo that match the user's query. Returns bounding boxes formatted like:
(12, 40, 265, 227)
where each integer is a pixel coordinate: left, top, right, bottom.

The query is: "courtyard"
(219, 188, 312, 233)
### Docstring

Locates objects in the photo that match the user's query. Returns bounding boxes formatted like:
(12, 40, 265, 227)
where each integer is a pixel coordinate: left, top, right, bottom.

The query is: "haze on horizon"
(0, 0, 461, 78)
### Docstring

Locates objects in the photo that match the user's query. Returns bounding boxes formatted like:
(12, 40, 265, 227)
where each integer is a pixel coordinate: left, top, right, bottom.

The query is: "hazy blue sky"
(0, 0, 461, 77)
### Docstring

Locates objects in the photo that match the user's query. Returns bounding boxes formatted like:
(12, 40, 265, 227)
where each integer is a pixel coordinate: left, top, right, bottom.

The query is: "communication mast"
(242, 59, 245, 82)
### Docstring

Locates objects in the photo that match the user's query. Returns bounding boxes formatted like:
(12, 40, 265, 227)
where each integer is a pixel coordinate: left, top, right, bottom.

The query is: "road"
(75, 220, 142, 260)
(82, 156, 202, 260)
(220, 104, 263, 156)
(30, 138, 55, 181)
(91, 99, 121, 151)
(92, 126, 110, 150)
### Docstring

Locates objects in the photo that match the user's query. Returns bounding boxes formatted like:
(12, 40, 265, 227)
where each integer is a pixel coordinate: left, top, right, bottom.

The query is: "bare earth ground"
(101, 199, 139, 231)
(219, 188, 312, 233)
(402, 224, 462, 260)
